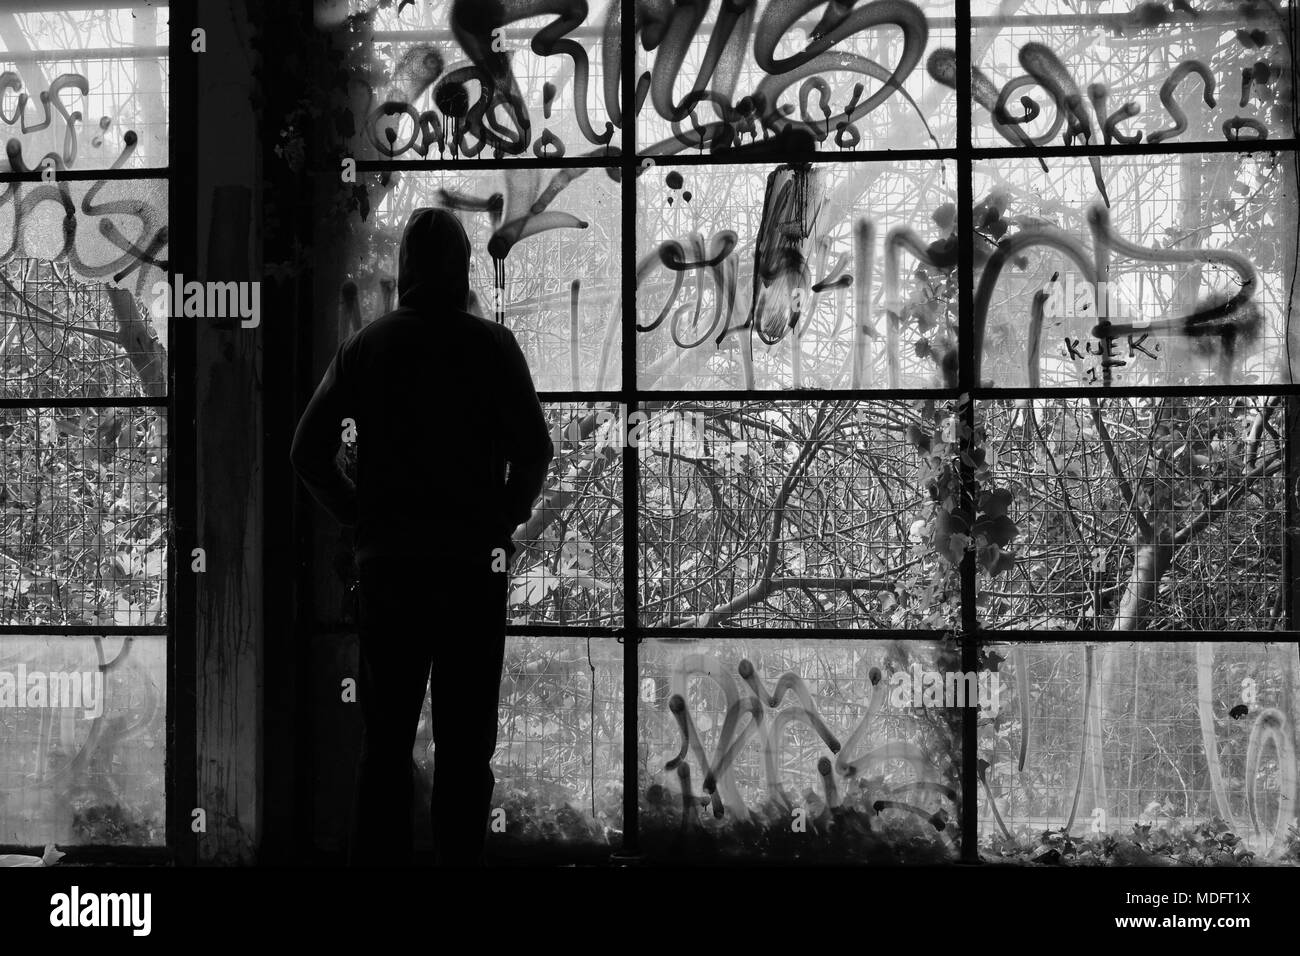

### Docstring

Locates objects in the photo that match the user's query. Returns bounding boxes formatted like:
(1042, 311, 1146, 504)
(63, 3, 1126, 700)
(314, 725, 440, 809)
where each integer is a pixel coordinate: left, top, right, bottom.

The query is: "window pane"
(1, 5, 168, 170)
(475, 635, 622, 858)
(311, 633, 624, 860)
(345, 170, 621, 391)
(974, 154, 1295, 387)
(981, 642, 1299, 864)
(640, 400, 959, 629)
(637, 0, 957, 154)
(971, 1, 1294, 148)
(640, 637, 964, 862)
(978, 396, 1287, 631)
(508, 402, 623, 627)
(0, 176, 169, 401)
(306, 1, 1300, 869)
(0, 406, 166, 627)
(324, 0, 620, 161)
(637, 160, 958, 389)
(0, 634, 165, 846)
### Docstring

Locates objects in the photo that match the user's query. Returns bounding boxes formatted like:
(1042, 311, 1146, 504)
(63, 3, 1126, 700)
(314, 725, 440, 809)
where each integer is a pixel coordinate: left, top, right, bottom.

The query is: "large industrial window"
(321, 0, 1299, 864)
(0, 3, 170, 849)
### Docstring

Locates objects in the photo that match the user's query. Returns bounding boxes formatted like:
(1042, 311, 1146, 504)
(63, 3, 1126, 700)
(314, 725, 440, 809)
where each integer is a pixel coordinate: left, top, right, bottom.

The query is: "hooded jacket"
(290, 207, 554, 564)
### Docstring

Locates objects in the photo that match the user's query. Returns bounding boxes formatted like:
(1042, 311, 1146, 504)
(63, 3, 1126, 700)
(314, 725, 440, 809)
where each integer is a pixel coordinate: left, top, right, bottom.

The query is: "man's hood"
(397, 207, 471, 311)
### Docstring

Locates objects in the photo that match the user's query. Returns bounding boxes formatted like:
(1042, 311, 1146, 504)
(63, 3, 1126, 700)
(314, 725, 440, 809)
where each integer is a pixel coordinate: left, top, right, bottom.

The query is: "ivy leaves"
(975, 488, 1018, 576)
(909, 403, 967, 570)
(910, 400, 1021, 583)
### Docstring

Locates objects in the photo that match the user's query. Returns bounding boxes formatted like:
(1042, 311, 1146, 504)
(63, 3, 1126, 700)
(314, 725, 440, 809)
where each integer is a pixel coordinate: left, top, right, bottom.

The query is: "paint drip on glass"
(493, 256, 506, 324)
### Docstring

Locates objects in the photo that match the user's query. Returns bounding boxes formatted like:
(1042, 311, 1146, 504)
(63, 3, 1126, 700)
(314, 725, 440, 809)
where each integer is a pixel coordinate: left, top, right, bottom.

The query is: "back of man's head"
(397, 207, 472, 313)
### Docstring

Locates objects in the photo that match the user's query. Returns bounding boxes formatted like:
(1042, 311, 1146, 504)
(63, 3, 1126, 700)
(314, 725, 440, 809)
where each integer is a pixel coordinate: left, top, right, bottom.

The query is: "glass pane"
(974, 154, 1295, 387)
(0, 634, 166, 846)
(637, 160, 958, 389)
(978, 396, 1287, 631)
(1, 5, 169, 170)
(640, 400, 959, 629)
(0, 406, 167, 627)
(636, 0, 957, 155)
(311, 633, 624, 860)
(971, 0, 1294, 148)
(344, 170, 620, 391)
(322, 0, 620, 161)
(981, 642, 1299, 865)
(453, 635, 622, 859)
(508, 402, 623, 627)
(0, 176, 169, 401)
(640, 637, 965, 862)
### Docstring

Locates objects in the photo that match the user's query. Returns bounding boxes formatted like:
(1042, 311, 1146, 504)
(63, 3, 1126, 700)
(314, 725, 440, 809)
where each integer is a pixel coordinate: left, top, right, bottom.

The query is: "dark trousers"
(348, 552, 508, 866)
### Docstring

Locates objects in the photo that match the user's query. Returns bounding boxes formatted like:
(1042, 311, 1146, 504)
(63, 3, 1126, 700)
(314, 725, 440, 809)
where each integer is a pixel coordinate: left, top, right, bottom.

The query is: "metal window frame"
(0, 0, 193, 863)
(339, 1, 1300, 863)
(7, 0, 1282, 864)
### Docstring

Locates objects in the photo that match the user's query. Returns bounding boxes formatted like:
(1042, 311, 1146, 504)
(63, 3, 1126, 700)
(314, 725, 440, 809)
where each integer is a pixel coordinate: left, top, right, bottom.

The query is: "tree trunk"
(1110, 531, 1174, 631)
(107, 288, 168, 395)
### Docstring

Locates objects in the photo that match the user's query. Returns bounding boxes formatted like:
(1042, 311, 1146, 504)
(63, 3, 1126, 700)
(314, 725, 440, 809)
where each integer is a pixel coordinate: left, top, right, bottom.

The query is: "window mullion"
(619, 0, 640, 860)
(955, 0, 981, 865)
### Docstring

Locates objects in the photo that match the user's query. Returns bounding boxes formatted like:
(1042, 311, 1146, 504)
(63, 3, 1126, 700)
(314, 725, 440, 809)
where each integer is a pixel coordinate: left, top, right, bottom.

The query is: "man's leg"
(428, 557, 508, 865)
(349, 555, 434, 867)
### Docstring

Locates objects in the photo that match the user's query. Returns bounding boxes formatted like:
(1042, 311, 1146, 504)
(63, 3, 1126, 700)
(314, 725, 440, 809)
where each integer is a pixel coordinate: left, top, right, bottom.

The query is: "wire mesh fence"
(0, 2, 172, 856)
(506, 402, 624, 627)
(980, 641, 1298, 860)
(0, 634, 166, 847)
(313, 0, 1300, 866)
(639, 400, 958, 629)
(0, 259, 167, 401)
(979, 395, 1287, 630)
(971, 1, 1293, 148)
(639, 637, 963, 862)
(974, 153, 1295, 388)
(349, 169, 621, 391)
(410, 634, 624, 855)
(0, 4, 169, 171)
(345, 0, 622, 161)
(634, 1, 958, 154)
(637, 160, 959, 390)
(0, 54, 168, 171)
(0, 405, 166, 628)
(496, 395, 1295, 632)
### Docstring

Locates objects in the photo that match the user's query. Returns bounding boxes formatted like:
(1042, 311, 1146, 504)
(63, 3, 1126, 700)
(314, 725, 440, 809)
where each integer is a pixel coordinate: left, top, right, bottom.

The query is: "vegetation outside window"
(300, 0, 1300, 866)
(0, 3, 170, 849)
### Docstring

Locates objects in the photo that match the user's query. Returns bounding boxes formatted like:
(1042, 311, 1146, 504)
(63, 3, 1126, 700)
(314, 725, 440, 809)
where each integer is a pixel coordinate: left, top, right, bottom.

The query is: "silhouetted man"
(291, 208, 553, 866)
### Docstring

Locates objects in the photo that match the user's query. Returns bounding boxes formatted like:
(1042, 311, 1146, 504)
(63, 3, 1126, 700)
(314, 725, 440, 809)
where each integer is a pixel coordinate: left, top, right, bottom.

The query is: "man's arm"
(290, 344, 358, 526)
(498, 329, 554, 533)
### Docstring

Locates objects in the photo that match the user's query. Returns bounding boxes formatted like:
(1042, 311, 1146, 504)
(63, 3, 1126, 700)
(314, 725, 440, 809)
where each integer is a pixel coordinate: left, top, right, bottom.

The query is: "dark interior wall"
(189, 0, 262, 864)
(304, 192, 361, 859)
(188, 0, 341, 865)
(263, 0, 368, 861)
(177, 0, 375, 865)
